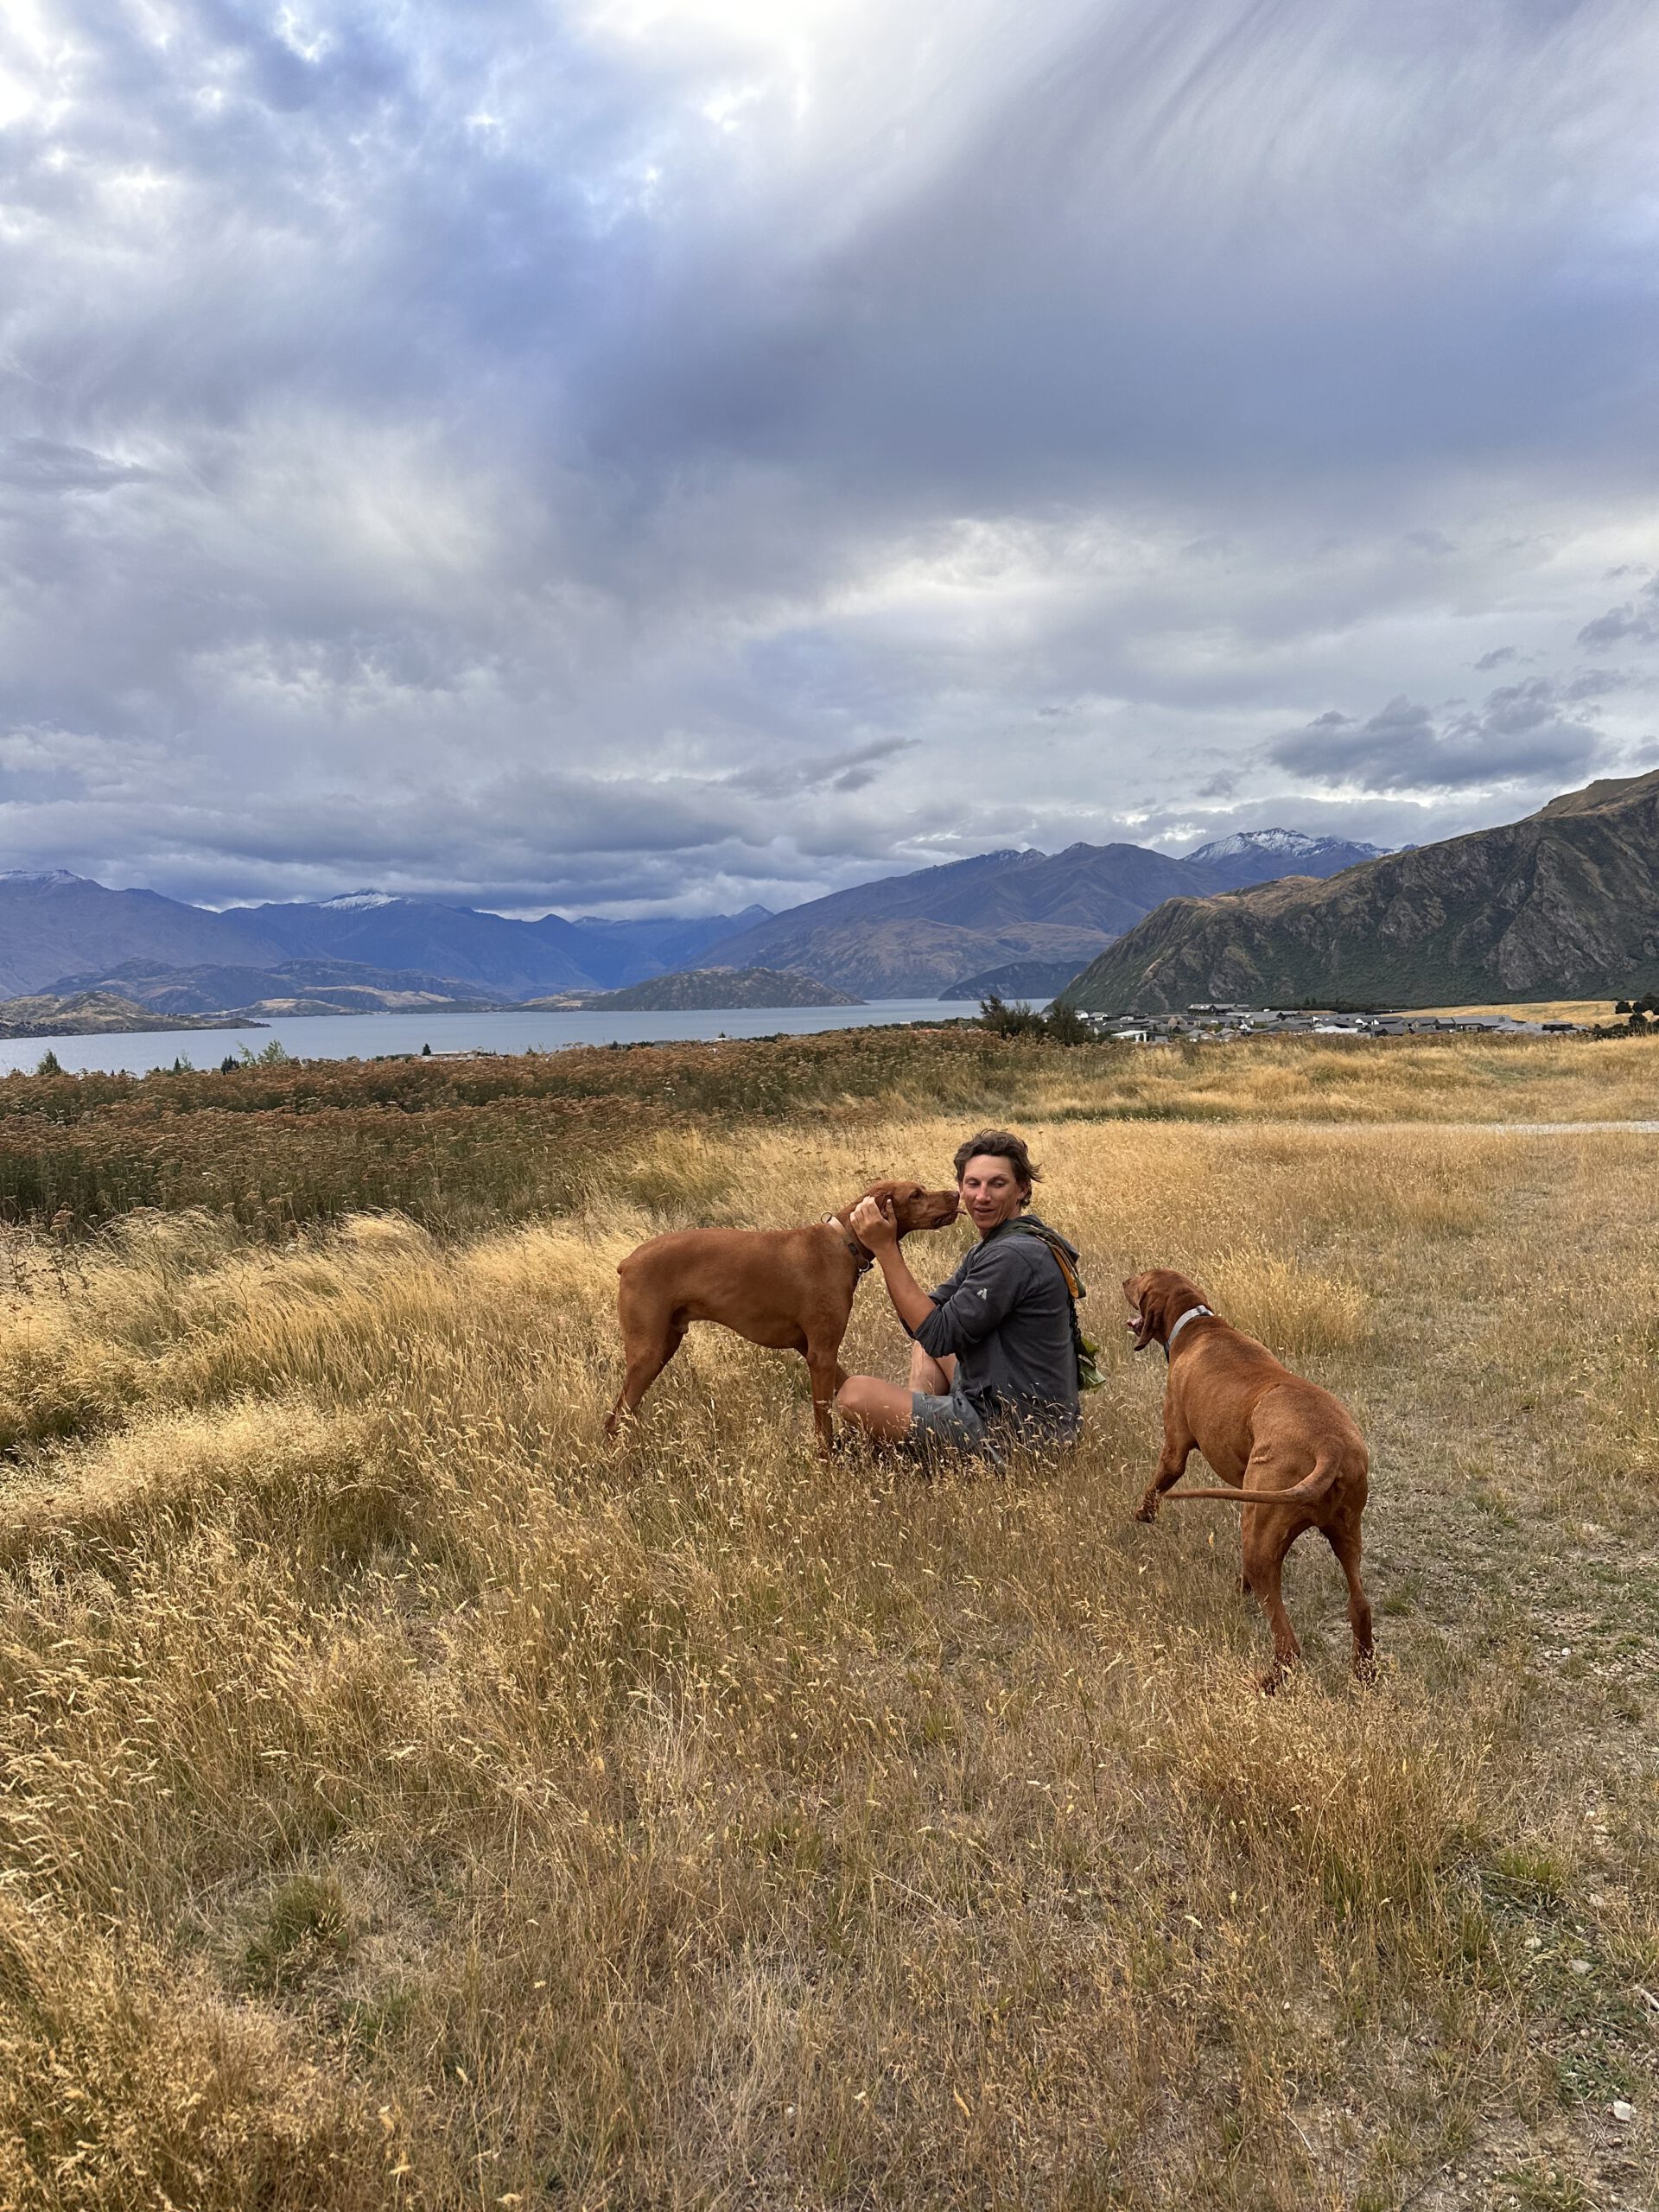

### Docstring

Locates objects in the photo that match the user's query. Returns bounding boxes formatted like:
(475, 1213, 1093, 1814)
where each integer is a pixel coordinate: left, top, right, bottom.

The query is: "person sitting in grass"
(835, 1127, 1084, 1455)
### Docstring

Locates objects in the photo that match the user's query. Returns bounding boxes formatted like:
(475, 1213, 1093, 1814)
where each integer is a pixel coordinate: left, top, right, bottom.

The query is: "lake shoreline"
(0, 998, 996, 1080)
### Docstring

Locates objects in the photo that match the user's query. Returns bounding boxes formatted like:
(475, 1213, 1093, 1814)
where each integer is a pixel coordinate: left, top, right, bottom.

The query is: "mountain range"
(693, 831, 1383, 995)
(1060, 772, 1659, 1014)
(0, 874, 772, 1004)
(0, 829, 1384, 1013)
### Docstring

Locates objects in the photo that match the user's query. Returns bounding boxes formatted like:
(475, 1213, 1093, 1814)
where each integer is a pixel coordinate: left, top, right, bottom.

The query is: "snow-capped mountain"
(1182, 829, 1389, 889)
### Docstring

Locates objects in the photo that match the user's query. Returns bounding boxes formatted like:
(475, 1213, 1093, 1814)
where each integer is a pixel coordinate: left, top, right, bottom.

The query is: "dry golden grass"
(2, 1046, 1657, 2209)
(1414, 1001, 1621, 1025)
(5, 1025, 1659, 1240)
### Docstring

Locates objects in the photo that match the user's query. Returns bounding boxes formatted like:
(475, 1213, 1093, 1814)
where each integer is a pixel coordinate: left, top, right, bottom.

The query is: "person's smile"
(958, 1156, 1025, 1234)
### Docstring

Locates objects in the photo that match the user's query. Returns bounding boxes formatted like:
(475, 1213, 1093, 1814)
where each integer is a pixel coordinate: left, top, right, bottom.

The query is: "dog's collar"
(1164, 1304, 1214, 1358)
(824, 1215, 875, 1273)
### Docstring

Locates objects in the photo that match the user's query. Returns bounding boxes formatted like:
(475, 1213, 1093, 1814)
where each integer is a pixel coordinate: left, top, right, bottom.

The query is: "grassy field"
(1415, 1002, 1619, 1025)
(2, 1024, 1659, 1238)
(2, 1031, 1656, 2209)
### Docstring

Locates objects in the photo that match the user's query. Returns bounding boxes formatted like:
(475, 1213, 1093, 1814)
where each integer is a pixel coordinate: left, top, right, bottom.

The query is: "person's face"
(958, 1153, 1027, 1236)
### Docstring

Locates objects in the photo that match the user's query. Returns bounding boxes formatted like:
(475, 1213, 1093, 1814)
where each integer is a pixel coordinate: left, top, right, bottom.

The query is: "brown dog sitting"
(1123, 1267, 1375, 1690)
(606, 1179, 961, 1453)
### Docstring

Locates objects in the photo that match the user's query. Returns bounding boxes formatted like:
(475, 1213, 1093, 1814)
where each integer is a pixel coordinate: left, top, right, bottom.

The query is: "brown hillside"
(1062, 770, 1659, 1014)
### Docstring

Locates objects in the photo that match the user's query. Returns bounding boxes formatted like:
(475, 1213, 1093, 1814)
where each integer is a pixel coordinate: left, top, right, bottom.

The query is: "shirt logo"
(976, 1287, 988, 1300)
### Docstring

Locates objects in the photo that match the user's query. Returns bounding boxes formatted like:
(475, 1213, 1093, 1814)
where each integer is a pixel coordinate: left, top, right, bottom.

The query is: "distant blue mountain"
(245, 892, 597, 995)
(541, 906, 774, 988)
(0, 830, 1389, 1007)
(0, 874, 775, 1000)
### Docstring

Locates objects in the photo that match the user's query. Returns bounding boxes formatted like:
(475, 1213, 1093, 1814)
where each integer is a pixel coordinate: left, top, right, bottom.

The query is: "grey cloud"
(0, 439, 152, 493)
(1268, 677, 1603, 792)
(1473, 645, 1521, 670)
(1560, 666, 1639, 699)
(1578, 577, 1659, 649)
(734, 738, 920, 802)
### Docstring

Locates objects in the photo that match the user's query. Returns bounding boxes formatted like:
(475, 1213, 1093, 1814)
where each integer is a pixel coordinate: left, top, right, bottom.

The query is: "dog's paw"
(1134, 1502, 1159, 1523)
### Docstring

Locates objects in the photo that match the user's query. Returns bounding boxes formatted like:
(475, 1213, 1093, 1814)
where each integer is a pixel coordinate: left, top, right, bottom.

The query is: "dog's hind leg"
(1241, 1509, 1303, 1693)
(605, 1299, 687, 1438)
(1325, 1516, 1376, 1682)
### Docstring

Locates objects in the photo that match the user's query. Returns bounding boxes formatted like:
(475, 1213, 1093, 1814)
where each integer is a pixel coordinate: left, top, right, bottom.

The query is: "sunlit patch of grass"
(1208, 1246, 1371, 1359)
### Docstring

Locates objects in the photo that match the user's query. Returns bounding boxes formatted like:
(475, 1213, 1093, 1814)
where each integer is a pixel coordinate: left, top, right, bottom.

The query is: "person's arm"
(849, 1195, 939, 1337)
(911, 1243, 1028, 1362)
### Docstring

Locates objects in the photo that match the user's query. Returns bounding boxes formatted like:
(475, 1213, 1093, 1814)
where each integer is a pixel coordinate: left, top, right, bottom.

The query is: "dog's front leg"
(807, 1344, 842, 1458)
(1136, 1410, 1194, 1522)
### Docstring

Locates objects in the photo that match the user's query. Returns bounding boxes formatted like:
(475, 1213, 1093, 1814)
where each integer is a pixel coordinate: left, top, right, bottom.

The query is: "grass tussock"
(0, 1042, 1656, 2206)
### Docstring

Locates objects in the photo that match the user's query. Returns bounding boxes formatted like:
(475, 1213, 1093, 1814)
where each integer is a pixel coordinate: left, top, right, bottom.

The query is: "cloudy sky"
(2, 0, 1657, 917)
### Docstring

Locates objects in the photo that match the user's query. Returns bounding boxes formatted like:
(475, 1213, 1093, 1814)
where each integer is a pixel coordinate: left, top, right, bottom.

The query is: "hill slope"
(704, 836, 1385, 994)
(568, 967, 862, 1011)
(0, 874, 288, 996)
(0, 990, 244, 1038)
(1061, 771, 1659, 1013)
(238, 898, 776, 995)
(938, 958, 1090, 1001)
(0, 839, 1381, 1012)
(549, 907, 773, 987)
(245, 893, 599, 995)
(47, 957, 502, 1016)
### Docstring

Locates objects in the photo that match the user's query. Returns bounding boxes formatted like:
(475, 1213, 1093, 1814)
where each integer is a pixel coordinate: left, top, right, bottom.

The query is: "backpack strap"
(1002, 1219, 1086, 1300)
(1001, 1221, 1103, 1394)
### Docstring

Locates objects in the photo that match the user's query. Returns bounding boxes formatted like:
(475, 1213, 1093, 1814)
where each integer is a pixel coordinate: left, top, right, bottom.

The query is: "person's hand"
(850, 1194, 898, 1250)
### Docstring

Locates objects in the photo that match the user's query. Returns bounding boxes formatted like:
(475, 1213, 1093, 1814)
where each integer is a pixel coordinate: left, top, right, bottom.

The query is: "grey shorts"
(909, 1386, 993, 1456)
(909, 1389, 1079, 1461)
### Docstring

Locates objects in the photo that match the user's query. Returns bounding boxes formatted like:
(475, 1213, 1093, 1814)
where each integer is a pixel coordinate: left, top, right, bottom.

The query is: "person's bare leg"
(837, 1341, 957, 1444)
(908, 1342, 956, 1395)
(835, 1373, 918, 1442)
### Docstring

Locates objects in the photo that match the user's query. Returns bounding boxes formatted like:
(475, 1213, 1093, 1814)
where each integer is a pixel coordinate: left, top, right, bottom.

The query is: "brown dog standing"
(1123, 1267, 1375, 1690)
(606, 1180, 960, 1453)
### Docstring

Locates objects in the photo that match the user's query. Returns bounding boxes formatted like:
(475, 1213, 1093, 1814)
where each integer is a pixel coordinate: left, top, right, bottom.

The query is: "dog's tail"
(1165, 1452, 1341, 1510)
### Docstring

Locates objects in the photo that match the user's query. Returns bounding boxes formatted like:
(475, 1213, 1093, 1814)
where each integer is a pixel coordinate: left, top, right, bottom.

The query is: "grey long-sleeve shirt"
(912, 1214, 1082, 1435)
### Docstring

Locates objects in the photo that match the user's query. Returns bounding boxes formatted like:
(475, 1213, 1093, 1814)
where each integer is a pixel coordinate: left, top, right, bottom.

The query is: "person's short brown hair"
(952, 1128, 1040, 1206)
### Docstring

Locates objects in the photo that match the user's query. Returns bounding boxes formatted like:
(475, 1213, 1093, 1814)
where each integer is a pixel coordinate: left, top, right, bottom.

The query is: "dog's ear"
(887, 1181, 925, 1228)
(1123, 1273, 1160, 1352)
(853, 1179, 897, 1223)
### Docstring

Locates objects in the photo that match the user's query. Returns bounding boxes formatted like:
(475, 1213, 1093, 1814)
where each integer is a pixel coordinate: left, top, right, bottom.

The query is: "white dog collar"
(1164, 1304, 1214, 1356)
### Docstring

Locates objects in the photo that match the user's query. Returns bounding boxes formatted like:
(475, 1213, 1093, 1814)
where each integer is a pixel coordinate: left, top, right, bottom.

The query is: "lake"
(0, 998, 988, 1077)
